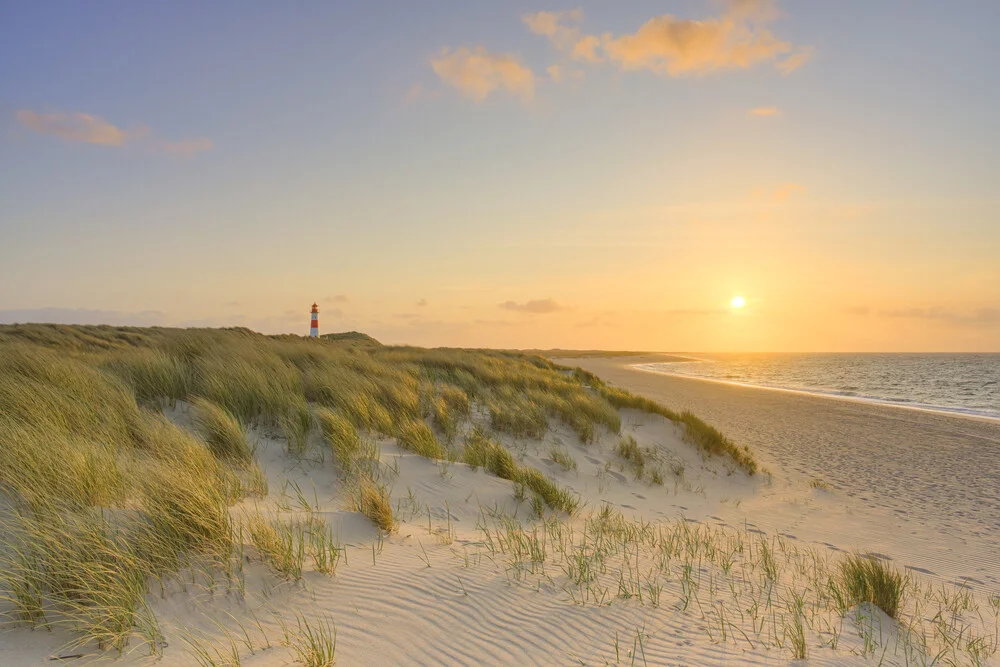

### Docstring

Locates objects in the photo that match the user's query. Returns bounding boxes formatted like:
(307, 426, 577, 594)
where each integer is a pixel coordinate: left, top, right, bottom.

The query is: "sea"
(634, 354, 1000, 421)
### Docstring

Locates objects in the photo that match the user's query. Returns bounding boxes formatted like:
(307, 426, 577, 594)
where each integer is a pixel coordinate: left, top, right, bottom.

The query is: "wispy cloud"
(16, 109, 211, 157)
(524, 1, 811, 78)
(499, 298, 565, 314)
(776, 46, 814, 74)
(749, 106, 780, 116)
(845, 305, 1000, 327)
(431, 46, 535, 102)
(416, 298, 428, 307)
(771, 183, 806, 202)
(877, 307, 1000, 326)
(16, 110, 142, 146)
(324, 294, 349, 304)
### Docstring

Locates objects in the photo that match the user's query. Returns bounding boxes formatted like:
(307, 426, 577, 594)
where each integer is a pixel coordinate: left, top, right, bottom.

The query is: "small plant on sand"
(351, 478, 394, 532)
(832, 552, 908, 619)
(549, 445, 577, 472)
(284, 614, 337, 667)
(244, 513, 306, 580)
(809, 478, 831, 491)
(615, 435, 646, 478)
(191, 396, 252, 462)
(463, 428, 577, 514)
(463, 428, 517, 480)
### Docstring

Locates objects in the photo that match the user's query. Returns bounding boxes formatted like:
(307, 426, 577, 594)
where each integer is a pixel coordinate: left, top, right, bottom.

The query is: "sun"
(730, 296, 746, 308)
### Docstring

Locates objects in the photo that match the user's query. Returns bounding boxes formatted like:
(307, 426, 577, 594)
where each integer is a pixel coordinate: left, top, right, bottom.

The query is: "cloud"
(771, 183, 806, 202)
(526, 1, 809, 77)
(877, 307, 1000, 325)
(777, 47, 814, 74)
(416, 299, 428, 307)
(499, 298, 565, 314)
(523, 9, 584, 50)
(667, 307, 729, 316)
(16, 109, 211, 157)
(431, 46, 536, 102)
(16, 110, 140, 146)
(748, 106, 780, 116)
(324, 294, 349, 304)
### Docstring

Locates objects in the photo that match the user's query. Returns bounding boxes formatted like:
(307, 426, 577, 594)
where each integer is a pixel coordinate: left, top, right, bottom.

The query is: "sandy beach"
(565, 355, 1000, 590)
(2, 331, 998, 666)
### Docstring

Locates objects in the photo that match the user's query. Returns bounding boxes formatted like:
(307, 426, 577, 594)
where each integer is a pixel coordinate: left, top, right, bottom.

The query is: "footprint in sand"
(904, 565, 936, 576)
(608, 471, 627, 483)
(633, 493, 646, 500)
(585, 456, 602, 465)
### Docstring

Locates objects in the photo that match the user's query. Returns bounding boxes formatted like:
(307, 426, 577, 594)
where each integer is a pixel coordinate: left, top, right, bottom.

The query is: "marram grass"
(0, 323, 753, 655)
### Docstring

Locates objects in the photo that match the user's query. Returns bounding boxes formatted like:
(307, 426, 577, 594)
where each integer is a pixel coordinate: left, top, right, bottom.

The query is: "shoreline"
(631, 361, 1000, 424)
(563, 354, 1000, 590)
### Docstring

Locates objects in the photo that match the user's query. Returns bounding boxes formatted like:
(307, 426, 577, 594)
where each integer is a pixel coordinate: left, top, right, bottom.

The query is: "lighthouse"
(309, 303, 319, 338)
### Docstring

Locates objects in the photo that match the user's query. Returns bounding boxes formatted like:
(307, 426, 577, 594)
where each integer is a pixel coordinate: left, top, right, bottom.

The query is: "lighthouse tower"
(309, 303, 319, 338)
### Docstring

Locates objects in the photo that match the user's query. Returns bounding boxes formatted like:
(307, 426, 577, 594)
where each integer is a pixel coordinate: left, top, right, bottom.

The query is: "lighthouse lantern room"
(309, 303, 319, 337)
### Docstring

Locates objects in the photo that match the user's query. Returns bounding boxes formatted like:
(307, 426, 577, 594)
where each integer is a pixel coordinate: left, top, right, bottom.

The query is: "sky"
(2, 0, 998, 352)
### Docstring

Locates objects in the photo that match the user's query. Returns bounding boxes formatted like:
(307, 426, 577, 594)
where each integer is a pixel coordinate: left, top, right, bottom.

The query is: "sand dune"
(2, 361, 998, 665)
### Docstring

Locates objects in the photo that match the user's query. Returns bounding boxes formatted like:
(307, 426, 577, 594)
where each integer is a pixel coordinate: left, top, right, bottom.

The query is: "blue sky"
(2, 1, 998, 351)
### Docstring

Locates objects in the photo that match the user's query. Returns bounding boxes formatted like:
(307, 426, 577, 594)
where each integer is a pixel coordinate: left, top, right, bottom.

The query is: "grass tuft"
(350, 478, 394, 532)
(396, 420, 447, 460)
(832, 552, 908, 619)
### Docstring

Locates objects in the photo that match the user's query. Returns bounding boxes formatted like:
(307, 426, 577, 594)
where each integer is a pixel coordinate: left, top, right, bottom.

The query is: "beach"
(566, 355, 1000, 590)
(2, 329, 999, 665)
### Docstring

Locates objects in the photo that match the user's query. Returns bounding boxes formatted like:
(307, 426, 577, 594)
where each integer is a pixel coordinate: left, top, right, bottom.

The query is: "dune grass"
(0, 323, 751, 653)
(350, 478, 394, 532)
(396, 419, 448, 460)
(191, 396, 252, 462)
(463, 428, 578, 514)
(832, 552, 908, 619)
(315, 407, 362, 472)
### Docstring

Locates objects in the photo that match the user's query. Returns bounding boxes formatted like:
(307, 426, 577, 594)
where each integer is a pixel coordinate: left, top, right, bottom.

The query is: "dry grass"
(0, 323, 752, 654)
(315, 407, 361, 472)
(191, 396, 252, 462)
(350, 478, 394, 532)
(396, 420, 447, 460)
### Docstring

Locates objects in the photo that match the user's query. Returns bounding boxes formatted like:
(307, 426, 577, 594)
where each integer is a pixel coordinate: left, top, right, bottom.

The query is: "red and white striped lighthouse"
(309, 303, 319, 338)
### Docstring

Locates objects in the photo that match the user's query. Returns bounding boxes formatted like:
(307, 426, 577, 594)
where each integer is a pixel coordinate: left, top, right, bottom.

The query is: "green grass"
(396, 419, 447, 460)
(0, 323, 752, 653)
(315, 407, 362, 472)
(350, 478, 395, 532)
(463, 428, 577, 514)
(285, 614, 337, 667)
(191, 396, 253, 462)
(549, 445, 578, 471)
(832, 552, 908, 619)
